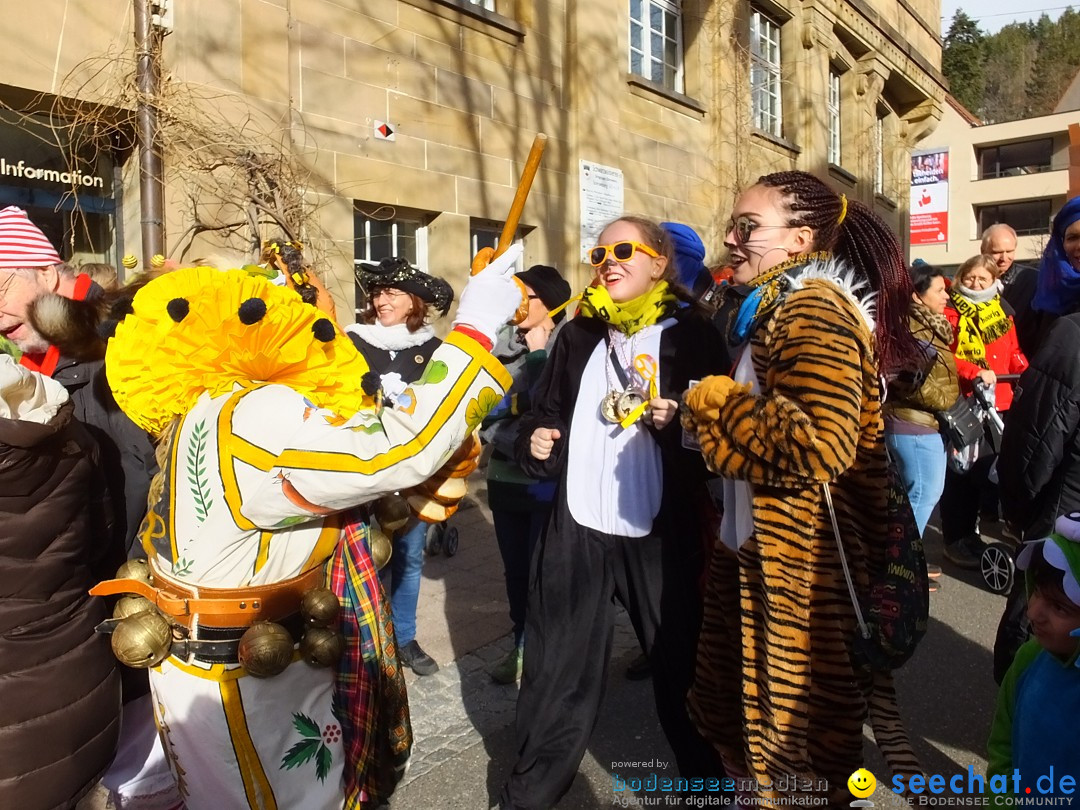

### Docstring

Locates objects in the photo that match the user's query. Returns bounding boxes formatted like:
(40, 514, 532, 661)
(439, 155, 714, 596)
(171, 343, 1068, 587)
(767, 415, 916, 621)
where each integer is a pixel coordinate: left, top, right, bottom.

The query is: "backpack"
(824, 459, 930, 672)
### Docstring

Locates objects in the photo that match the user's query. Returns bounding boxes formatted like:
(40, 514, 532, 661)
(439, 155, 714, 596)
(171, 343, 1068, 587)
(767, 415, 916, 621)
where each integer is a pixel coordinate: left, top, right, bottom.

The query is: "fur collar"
(344, 322, 435, 351)
(910, 301, 953, 345)
(785, 255, 877, 333)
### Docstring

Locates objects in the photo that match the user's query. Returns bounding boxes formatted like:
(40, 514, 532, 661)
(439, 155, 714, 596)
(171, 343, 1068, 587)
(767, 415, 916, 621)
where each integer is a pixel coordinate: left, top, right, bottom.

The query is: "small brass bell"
(300, 627, 345, 668)
(112, 610, 172, 668)
(368, 527, 393, 571)
(237, 621, 294, 678)
(113, 595, 155, 620)
(116, 559, 153, 585)
(372, 495, 410, 533)
(300, 587, 340, 629)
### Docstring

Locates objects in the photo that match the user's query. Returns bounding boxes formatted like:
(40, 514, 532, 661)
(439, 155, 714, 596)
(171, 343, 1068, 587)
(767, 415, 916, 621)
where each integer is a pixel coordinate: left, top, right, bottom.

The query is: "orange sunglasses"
(588, 240, 660, 267)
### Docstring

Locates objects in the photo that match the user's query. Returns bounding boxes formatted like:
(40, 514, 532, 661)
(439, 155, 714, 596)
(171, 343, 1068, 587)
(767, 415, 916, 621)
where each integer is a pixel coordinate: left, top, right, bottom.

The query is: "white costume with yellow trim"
(100, 268, 512, 810)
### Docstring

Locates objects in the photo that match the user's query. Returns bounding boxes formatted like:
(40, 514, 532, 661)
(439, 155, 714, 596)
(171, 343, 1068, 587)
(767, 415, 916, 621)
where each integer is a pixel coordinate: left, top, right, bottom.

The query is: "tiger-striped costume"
(682, 256, 920, 804)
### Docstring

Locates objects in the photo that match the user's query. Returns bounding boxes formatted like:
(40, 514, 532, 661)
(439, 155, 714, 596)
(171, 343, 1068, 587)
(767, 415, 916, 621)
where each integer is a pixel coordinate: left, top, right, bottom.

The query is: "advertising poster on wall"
(910, 149, 949, 246)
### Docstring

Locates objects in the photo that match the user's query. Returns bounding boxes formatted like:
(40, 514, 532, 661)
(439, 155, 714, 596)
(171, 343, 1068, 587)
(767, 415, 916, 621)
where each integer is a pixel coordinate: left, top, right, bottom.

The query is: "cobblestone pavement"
(398, 611, 644, 787)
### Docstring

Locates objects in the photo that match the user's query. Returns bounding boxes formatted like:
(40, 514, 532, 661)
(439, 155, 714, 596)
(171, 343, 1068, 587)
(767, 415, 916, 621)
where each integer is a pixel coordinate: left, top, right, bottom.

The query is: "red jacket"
(945, 298, 1028, 411)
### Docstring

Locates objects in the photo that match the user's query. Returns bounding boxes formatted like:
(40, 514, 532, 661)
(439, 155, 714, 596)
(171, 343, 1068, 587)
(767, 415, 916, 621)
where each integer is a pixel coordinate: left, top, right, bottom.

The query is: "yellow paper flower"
(106, 266, 375, 434)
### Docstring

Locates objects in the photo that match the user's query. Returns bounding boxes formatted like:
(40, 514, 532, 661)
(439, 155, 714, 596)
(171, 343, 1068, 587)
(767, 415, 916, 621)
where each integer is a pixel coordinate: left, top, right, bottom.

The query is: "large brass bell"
(113, 595, 155, 620)
(369, 527, 393, 571)
(116, 559, 153, 585)
(300, 587, 340, 629)
(112, 610, 172, 668)
(300, 627, 345, 668)
(237, 621, 294, 678)
(372, 495, 410, 533)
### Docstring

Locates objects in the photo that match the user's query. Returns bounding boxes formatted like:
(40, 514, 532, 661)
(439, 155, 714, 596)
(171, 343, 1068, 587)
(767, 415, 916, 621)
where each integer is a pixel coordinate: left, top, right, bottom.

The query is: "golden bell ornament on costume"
(116, 559, 153, 585)
(237, 621, 294, 678)
(111, 610, 172, 668)
(369, 527, 393, 571)
(300, 587, 340, 629)
(113, 595, 155, 620)
(300, 627, 345, 668)
(372, 495, 410, 533)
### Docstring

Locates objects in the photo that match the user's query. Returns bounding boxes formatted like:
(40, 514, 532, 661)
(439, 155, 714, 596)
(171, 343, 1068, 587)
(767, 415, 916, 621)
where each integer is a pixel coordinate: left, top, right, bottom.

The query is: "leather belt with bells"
(89, 564, 325, 630)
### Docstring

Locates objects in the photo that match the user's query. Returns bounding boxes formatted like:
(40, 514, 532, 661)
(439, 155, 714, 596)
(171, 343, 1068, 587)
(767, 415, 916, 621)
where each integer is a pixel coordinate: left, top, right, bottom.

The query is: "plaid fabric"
(328, 509, 412, 809)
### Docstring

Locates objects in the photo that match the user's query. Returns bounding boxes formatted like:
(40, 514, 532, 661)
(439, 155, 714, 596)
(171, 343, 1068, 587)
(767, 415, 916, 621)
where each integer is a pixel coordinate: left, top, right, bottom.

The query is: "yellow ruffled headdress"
(106, 266, 374, 434)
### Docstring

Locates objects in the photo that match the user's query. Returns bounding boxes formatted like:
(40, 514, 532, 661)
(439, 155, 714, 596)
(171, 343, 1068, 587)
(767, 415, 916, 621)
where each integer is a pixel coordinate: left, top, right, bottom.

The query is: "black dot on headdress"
(361, 371, 382, 396)
(166, 298, 190, 322)
(110, 298, 135, 319)
(312, 318, 335, 342)
(97, 319, 119, 340)
(238, 298, 267, 325)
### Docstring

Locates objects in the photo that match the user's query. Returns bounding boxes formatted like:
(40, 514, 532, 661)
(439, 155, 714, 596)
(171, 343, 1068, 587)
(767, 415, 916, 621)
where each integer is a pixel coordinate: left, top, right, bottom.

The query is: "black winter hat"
(515, 264, 572, 323)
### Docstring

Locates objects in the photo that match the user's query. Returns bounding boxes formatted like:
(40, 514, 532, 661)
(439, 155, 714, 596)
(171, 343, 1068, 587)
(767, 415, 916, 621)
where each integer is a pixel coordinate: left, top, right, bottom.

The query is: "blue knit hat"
(661, 222, 710, 292)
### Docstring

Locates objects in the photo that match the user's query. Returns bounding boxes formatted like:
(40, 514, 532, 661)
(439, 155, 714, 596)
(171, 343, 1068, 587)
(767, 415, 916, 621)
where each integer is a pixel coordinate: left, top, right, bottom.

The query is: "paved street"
(77, 479, 1013, 810)
(390, 480, 1012, 809)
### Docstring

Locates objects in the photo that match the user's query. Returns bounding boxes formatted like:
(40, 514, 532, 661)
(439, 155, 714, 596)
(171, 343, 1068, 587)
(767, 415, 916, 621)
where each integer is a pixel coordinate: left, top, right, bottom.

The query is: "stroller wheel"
(981, 542, 1015, 595)
(444, 526, 460, 557)
(425, 523, 445, 556)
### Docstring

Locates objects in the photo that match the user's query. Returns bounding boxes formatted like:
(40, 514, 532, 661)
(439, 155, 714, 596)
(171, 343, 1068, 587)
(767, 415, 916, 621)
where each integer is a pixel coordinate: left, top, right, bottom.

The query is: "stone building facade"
(2, 0, 945, 312)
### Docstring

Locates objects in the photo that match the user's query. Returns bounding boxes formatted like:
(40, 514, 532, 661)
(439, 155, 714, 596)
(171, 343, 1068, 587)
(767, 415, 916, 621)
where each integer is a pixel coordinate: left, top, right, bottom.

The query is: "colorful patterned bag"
(825, 460, 930, 672)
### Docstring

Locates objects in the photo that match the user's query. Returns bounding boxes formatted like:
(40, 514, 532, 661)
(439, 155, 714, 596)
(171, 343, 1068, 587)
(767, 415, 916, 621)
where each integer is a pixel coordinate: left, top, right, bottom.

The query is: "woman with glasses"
(348, 257, 454, 677)
(497, 216, 728, 809)
(680, 171, 923, 805)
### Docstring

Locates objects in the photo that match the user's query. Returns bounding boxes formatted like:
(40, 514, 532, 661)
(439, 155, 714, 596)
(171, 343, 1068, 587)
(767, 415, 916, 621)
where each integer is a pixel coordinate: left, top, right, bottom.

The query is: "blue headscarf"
(1034, 196, 1080, 315)
(661, 221, 711, 293)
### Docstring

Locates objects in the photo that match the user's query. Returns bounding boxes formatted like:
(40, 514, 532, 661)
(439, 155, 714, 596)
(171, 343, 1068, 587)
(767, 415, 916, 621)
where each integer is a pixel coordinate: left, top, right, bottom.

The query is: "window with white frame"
(827, 69, 842, 165)
(629, 0, 684, 93)
(464, 0, 495, 10)
(750, 9, 782, 137)
(353, 208, 427, 319)
(873, 110, 885, 195)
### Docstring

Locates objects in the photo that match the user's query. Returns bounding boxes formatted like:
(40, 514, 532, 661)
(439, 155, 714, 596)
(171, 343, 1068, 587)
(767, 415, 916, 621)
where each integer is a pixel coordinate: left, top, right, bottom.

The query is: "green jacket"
(885, 302, 959, 430)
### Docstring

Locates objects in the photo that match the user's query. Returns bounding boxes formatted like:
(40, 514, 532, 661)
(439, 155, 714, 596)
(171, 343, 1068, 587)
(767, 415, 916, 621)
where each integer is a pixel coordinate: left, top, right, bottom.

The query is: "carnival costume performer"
(681, 171, 924, 804)
(498, 216, 726, 809)
(346, 256, 455, 677)
(86, 247, 523, 810)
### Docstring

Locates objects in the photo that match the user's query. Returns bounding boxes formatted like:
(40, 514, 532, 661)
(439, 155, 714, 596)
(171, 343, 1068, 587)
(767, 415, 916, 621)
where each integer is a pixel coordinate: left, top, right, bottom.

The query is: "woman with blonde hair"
(939, 253, 1028, 568)
(498, 215, 726, 808)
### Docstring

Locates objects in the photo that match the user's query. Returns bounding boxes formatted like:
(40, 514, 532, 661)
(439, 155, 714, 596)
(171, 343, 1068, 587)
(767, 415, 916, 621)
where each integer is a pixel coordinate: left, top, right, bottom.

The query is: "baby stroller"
(425, 519, 460, 557)
(961, 374, 1022, 594)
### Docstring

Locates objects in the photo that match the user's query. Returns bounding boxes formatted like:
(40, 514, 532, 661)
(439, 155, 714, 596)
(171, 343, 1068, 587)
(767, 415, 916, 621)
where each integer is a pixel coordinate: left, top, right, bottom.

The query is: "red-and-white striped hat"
(0, 206, 61, 269)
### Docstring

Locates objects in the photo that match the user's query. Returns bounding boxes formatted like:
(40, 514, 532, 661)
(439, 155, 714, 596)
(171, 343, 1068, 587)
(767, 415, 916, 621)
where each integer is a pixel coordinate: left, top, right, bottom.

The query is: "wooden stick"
(471, 133, 548, 275)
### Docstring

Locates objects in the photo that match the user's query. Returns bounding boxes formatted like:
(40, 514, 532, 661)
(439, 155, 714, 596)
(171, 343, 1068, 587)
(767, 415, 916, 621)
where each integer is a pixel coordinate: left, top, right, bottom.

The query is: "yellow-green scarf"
(951, 291, 1011, 369)
(578, 281, 677, 335)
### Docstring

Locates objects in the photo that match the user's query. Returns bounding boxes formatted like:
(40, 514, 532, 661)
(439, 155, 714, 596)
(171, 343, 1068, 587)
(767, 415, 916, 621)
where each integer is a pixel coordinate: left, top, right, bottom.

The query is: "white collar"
(344, 322, 435, 351)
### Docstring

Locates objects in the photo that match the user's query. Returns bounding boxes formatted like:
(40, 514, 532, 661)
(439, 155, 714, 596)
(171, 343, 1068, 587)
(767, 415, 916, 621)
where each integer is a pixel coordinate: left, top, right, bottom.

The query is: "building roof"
(947, 94, 982, 126)
(1055, 66, 1080, 113)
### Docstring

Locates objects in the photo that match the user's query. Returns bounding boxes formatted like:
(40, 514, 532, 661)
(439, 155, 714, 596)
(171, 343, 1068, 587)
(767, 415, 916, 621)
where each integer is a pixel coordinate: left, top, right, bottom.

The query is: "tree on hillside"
(943, 11, 986, 114)
(982, 22, 1039, 121)
(1027, 8, 1080, 115)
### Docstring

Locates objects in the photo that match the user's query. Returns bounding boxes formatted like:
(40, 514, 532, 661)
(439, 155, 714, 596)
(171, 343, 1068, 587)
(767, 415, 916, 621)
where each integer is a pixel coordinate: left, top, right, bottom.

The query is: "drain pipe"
(134, 0, 164, 264)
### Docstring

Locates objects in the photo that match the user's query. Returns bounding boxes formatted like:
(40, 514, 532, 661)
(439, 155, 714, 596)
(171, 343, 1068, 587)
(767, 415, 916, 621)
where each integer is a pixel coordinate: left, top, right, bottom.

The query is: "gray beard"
(13, 326, 50, 357)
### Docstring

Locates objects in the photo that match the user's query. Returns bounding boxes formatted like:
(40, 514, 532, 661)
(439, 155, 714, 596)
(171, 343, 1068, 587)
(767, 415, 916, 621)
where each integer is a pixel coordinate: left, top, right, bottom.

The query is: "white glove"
(452, 242, 526, 345)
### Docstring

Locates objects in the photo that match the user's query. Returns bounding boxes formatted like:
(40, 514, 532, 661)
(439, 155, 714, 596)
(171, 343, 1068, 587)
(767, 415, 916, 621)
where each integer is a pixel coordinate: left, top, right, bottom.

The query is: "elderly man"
(0, 206, 175, 808)
(982, 223, 1025, 286)
(981, 222, 1048, 358)
(0, 206, 155, 559)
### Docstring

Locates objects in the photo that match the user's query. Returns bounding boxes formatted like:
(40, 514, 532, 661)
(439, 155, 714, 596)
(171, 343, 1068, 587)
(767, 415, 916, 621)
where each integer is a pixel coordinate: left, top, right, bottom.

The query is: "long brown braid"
(756, 171, 920, 379)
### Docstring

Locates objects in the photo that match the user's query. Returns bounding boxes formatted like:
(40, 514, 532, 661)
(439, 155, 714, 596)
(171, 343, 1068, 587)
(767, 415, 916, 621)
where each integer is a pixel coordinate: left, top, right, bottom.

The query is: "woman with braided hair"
(681, 170, 923, 803)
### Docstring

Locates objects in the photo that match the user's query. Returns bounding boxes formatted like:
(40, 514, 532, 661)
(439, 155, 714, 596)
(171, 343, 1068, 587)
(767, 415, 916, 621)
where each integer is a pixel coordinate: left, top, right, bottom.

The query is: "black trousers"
(940, 453, 998, 545)
(499, 502, 719, 809)
(492, 507, 549, 646)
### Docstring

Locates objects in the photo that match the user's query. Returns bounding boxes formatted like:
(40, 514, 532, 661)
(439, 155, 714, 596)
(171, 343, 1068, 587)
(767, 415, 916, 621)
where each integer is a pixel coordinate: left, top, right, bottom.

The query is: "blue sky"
(941, 1, 1071, 33)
